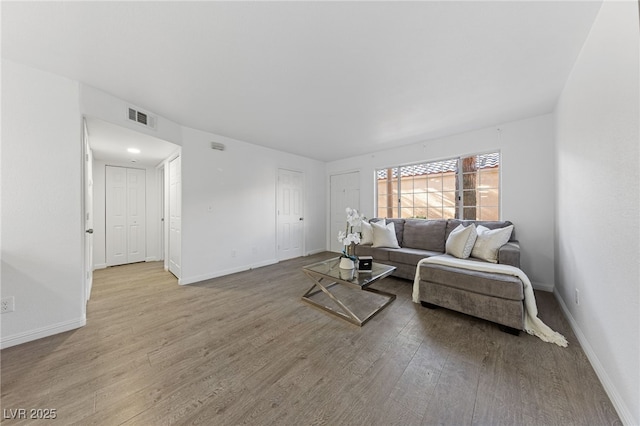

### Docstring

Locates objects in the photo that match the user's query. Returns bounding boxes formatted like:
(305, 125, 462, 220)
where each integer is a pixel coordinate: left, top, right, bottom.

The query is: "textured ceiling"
(2, 1, 602, 161)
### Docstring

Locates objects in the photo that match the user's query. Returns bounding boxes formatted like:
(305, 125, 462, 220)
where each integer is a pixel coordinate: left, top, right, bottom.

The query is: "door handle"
(86, 229, 94, 234)
(299, 217, 304, 221)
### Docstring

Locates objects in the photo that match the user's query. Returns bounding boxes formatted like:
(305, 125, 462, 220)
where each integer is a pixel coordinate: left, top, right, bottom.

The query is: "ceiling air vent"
(127, 106, 157, 130)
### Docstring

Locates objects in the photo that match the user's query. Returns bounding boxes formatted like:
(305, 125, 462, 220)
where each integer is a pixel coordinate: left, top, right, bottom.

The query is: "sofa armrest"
(498, 241, 520, 268)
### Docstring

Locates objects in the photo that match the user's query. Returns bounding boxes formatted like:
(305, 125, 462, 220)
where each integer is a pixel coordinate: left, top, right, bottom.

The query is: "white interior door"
(126, 168, 146, 263)
(106, 166, 127, 266)
(106, 166, 146, 266)
(277, 169, 304, 261)
(83, 120, 94, 302)
(330, 171, 360, 253)
(158, 165, 165, 262)
(168, 156, 181, 279)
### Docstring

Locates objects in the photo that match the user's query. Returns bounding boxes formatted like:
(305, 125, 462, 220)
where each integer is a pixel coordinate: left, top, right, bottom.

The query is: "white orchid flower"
(340, 232, 360, 246)
(347, 233, 361, 245)
(346, 208, 363, 227)
(338, 207, 365, 247)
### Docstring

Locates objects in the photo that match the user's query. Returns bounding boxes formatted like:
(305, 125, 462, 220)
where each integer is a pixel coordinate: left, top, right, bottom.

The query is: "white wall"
(554, 1, 639, 424)
(92, 160, 162, 268)
(180, 127, 326, 284)
(78, 76, 327, 285)
(327, 114, 556, 289)
(0, 60, 326, 347)
(1, 60, 85, 348)
(80, 85, 183, 147)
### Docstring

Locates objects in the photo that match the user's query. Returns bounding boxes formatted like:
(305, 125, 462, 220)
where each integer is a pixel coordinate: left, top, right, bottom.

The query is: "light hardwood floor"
(1, 253, 620, 425)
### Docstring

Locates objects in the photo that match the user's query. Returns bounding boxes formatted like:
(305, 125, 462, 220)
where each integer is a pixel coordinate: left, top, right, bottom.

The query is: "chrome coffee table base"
(301, 278, 396, 326)
(301, 258, 396, 326)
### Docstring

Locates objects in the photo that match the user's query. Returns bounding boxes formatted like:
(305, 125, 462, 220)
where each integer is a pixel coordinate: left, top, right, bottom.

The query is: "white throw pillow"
(371, 220, 400, 248)
(471, 225, 514, 263)
(360, 220, 375, 245)
(445, 224, 477, 259)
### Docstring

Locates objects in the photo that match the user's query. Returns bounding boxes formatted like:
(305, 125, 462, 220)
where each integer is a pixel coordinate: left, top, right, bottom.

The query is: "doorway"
(83, 117, 182, 288)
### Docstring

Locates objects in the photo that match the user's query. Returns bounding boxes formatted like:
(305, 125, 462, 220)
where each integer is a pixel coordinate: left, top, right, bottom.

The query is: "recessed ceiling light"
(127, 147, 141, 154)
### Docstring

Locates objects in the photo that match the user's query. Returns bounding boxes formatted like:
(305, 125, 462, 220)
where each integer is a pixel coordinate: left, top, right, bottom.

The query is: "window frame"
(375, 151, 501, 221)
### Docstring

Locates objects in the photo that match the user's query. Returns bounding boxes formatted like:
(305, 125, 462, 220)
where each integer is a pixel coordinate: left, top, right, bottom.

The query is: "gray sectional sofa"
(355, 218, 524, 332)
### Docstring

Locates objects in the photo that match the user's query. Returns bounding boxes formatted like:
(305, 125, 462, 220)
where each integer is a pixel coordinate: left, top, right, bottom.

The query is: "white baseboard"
(532, 281, 555, 292)
(553, 290, 635, 425)
(0, 317, 86, 350)
(179, 258, 279, 285)
(145, 256, 158, 262)
(94, 263, 107, 270)
(306, 248, 327, 256)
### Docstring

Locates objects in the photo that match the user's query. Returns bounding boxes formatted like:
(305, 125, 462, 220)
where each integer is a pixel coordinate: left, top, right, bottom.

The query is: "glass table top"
(302, 257, 396, 288)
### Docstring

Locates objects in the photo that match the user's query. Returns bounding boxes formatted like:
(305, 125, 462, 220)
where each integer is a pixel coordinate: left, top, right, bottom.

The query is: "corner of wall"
(553, 289, 636, 425)
(0, 317, 86, 350)
(531, 281, 555, 292)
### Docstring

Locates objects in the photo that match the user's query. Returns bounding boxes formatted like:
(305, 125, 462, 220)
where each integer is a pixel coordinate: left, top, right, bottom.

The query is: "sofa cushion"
(497, 241, 520, 268)
(372, 221, 401, 248)
(419, 262, 524, 301)
(402, 219, 447, 252)
(420, 281, 524, 330)
(355, 244, 375, 259)
(389, 248, 443, 265)
(354, 245, 398, 262)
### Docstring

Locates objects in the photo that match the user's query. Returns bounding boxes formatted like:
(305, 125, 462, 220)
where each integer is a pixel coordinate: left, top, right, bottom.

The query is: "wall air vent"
(127, 106, 157, 130)
(211, 142, 226, 151)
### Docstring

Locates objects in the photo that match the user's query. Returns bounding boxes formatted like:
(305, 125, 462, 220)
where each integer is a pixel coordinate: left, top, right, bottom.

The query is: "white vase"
(339, 267, 355, 281)
(339, 257, 355, 269)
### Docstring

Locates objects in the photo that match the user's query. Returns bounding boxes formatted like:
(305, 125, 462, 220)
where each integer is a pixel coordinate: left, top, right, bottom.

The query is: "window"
(376, 152, 500, 220)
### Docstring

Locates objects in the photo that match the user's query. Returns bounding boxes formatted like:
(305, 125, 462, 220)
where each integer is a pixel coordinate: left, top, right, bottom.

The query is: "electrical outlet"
(574, 288, 580, 305)
(1, 297, 15, 314)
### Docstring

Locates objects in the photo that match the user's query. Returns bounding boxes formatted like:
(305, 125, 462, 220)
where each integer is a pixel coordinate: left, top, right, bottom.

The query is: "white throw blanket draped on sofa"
(413, 255, 568, 347)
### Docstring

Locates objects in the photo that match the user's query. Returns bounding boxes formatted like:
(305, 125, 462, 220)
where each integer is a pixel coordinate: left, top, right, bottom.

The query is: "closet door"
(106, 166, 146, 266)
(126, 168, 146, 263)
(106, 166, 127, 266)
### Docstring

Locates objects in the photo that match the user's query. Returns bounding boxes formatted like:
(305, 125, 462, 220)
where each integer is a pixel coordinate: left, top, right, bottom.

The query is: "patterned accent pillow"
(445, 224, 477, 259)
(360, 220, 378, 245)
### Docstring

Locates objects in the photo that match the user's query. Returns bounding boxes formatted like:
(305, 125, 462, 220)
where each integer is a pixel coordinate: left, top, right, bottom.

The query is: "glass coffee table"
(301, 257, 396, 326)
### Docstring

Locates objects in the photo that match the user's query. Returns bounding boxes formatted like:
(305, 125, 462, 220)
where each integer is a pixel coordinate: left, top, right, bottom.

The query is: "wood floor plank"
(386, 325, 450, 420)
(0, 254, 621, 425)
